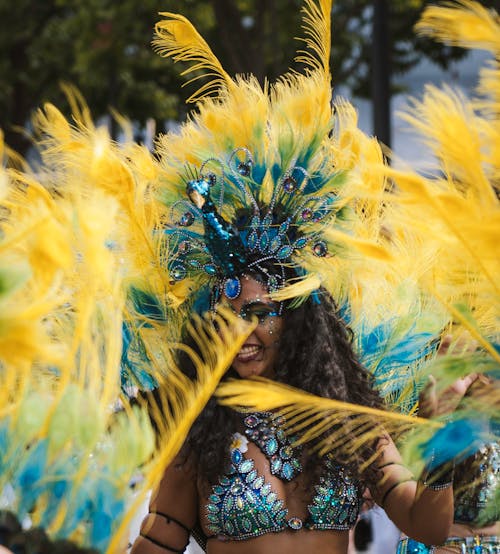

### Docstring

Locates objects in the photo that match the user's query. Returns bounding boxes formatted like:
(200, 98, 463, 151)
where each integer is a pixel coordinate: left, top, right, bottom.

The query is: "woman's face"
(225, 275, 282, 379)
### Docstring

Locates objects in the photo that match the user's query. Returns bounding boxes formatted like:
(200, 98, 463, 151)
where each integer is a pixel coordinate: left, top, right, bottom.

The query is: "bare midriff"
(206, 528, 349, 554)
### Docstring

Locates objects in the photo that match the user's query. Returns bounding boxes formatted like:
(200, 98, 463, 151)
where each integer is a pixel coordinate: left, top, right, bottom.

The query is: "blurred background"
(0, 0, 495, 164)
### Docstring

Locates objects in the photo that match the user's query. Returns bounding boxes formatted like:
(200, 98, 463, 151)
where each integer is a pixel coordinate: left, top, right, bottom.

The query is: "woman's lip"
(236, 345, 263, 362)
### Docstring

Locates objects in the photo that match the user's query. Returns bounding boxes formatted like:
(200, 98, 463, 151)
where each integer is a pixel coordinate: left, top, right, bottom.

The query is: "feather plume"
(107, 308, 254, 552)
(295, 0, 332, 75)
(216, 377, 439, 471)
(416, 1, 500, 54)
(153, 13, 234, 103)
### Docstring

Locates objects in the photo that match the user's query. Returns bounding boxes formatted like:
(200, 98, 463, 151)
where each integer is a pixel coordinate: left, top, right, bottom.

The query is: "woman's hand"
(419, 334, 479, 418)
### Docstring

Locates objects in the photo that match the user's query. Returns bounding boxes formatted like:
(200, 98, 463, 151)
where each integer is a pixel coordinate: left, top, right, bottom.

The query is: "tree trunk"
(371, 0, 391, 149)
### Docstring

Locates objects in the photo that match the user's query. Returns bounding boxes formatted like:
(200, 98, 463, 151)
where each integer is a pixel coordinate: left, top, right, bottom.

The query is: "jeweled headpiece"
(154, 0, 375, 307)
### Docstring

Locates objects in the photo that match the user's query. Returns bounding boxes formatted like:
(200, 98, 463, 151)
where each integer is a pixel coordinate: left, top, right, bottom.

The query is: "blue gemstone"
(204, 264, 217, 275)
(282, 462, 293, 480)
(171, 264, 186, 281)
(247, 230, 258, 250)
(239, 459, 253, 473)
(279, 220, 290, 233)
(250, 215, 260, 229)
(269, 236, 281, 252)
(246, 469, 257, 483)
(258, 512, 270, 525)
(266, 438, 278, 455)
(238, 162, 251, 176)
(232, 449, 242, 464)
(271, 459, 282, 473)
(276, 245, 293, 259)
(224, 277, 241, 299)
(259, 231, 269, 251)
(293, 237, 308, 249)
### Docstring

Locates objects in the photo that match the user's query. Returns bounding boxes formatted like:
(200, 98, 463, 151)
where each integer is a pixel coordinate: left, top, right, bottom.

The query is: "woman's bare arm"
(369, 436, 453, 545)
(131, 455, 199, 554)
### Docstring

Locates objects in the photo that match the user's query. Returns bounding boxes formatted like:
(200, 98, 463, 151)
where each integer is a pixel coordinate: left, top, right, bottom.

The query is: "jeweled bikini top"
(454, 441, 499, 526)
(205, 412, 362, 541)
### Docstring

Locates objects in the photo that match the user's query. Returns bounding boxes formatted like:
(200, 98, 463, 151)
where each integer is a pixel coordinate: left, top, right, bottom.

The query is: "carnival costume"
(0, 0, 499, 553)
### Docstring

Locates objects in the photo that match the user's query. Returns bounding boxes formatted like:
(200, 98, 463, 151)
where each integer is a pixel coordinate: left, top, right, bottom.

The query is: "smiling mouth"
(236, 344, 262, 362)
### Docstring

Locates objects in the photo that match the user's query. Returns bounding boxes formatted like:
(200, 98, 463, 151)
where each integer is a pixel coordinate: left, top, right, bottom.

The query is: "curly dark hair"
(179, 277, 383, 487)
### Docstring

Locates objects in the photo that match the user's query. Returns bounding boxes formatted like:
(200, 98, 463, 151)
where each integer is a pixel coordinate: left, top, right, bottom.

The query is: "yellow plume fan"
(216, 377, 439, 471)
(107, 308, 255, 553)
(154, 12, 235, 103)
(416, 1, 500, 54)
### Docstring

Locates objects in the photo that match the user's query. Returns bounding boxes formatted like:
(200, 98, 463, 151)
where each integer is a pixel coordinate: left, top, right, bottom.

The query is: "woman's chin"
(233, 361, 274, 379)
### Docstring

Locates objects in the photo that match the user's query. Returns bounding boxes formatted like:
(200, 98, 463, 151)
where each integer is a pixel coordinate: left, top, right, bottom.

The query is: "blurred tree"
(1, 0, 496, 154)
(0, 0, 207, 154)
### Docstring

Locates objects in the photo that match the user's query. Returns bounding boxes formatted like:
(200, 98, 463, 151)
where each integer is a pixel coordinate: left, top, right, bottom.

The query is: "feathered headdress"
(152, 0, 400, 312)
(218, 0, 500, 483)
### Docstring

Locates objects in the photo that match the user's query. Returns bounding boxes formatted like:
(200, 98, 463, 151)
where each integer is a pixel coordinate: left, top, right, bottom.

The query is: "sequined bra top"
(205, 412, 362, 541)
(453, 441, 499, 526)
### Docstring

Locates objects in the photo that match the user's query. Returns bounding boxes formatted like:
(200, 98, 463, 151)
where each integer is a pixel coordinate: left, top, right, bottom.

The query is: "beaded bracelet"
(420, 458, 455, 491)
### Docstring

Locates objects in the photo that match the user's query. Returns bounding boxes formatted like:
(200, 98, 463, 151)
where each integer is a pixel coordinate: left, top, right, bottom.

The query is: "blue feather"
(14, 440, 48, 516)
(421, 418, 490, 468)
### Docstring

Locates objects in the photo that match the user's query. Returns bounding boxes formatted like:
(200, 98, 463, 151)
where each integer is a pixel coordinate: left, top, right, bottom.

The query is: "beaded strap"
(420, 463, 454, 491)
(420, 450, 455, 491)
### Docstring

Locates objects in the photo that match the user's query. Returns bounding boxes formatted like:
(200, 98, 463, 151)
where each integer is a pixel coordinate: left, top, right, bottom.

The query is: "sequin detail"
(454, 442, 499, 526)
(205, 445, 287, 539)
(306, 458, 362, 530)
(205, 415, 362, 541)
(242, 412, 302, 481)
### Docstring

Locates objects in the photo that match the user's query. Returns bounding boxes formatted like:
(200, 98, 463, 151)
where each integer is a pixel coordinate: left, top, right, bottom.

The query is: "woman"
(128, 0, 488, 552)
(131, 271, 460, 554)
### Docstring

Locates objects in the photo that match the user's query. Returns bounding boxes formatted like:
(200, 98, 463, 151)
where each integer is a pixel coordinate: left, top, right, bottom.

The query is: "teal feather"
(14, 440, 48, 517)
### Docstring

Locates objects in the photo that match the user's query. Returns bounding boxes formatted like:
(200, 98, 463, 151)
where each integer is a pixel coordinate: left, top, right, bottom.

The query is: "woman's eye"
(247, 309, 274, 322)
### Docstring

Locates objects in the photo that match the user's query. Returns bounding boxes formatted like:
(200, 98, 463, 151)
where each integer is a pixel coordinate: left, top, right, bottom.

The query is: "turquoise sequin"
(205, 413, 362, 540)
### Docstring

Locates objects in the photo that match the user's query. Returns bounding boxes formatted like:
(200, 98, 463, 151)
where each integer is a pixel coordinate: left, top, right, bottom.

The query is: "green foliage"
(0, 0, 497, 153)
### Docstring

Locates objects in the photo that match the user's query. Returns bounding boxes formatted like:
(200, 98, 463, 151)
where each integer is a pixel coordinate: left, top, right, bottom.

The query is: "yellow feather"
(270, 273, 322, 303)
(107, 309, 254, 553)
(216, 378, 439, 470)
(295, 0, 333, 75)
(324, 227, 394, 261)
(416, 1, 500, 54)
(154, 13, 234, 103)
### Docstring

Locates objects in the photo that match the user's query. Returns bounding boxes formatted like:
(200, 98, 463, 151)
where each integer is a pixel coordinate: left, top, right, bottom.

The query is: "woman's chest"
(198, 419, 362, 541)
